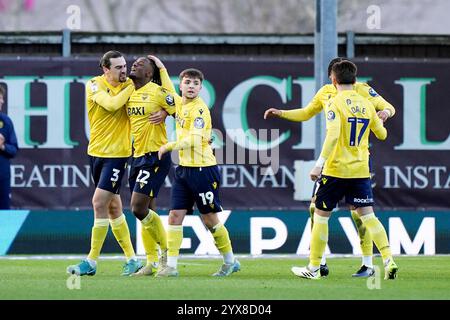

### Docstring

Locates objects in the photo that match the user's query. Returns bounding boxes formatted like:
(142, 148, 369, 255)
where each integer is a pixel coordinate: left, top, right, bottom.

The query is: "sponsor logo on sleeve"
(369, 88, 379, 97)
(327, 110, 336, 121)
(194, 117, 205, 129)
(165, 94, 175, 106)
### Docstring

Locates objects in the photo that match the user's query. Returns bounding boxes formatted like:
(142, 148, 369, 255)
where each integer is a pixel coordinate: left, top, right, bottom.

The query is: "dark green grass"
(0, 256, 449, 300)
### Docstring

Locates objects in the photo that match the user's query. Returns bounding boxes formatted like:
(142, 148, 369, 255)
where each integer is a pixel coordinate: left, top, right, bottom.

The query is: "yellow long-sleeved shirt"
(165, 96, 217, 167)
(280, 82, 395, 122)
(86, 75, 134, 157)
(127, 68, 176, 157)
(320, 90, 387, 179)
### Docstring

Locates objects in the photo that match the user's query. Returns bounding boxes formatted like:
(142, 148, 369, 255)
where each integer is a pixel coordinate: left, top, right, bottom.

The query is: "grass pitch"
(0, 256, 449, 300)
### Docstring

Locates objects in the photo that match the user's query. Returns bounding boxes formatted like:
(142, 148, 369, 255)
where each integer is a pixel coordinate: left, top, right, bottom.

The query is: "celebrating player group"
(67, 51, 397, 281)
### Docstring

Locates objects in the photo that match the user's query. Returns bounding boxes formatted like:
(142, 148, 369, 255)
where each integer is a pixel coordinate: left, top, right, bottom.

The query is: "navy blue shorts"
(315, 175, 374, 211)
(129, 152, 172, 198)
(89, 156, 129, 194)
(311, 157, 374, 199)
(171, 165, 223, 214)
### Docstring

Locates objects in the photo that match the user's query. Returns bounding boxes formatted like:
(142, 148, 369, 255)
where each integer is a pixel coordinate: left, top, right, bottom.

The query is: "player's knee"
(131, 202, 147, 220)
(92, 197, 108, 214)
(168, 210, 184, 225)
(108, 201, 122, 216)
(200, 213, 219, 229)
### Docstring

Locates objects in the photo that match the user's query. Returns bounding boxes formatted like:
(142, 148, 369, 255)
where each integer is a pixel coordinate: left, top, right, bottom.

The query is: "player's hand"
(377, 110, 390, 122)
(149, 110, 168, 124)
(264, 108, 282, 119)
(310, 166, 322, 181)
(158, 145, 168, 160)
(147, 55, 165, 69)
(0, 133, 5, 150)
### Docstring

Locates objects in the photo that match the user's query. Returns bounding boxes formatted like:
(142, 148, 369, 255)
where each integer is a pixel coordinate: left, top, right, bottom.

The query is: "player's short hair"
(99, 50, 124, 69)
(331, 60, 357, 85)
(179, 68, 204, 83)
(0, 85, 5, 97)
(328, 57, 349, 77)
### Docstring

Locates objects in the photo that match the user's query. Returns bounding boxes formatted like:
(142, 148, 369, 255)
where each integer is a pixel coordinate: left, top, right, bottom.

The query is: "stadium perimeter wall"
(1, 210, 448, 255)
(0, 57, 449, 211)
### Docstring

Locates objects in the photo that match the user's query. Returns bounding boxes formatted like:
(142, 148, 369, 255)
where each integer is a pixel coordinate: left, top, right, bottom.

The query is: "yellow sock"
(87, 218, 109, 261)
(310, 213, 329, 268)
(360, 213, 392, 261)
(141, 224, 158, 265)
(110, 214, 136, 260)
(211, 223, 233, 255)
(167, 225, 183, 257)
(141, 209, 168, 250)
(351, 210, 373, 256)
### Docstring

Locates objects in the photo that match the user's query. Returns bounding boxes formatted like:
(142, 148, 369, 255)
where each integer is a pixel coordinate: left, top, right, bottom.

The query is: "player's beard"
(119, 73, 127, 82)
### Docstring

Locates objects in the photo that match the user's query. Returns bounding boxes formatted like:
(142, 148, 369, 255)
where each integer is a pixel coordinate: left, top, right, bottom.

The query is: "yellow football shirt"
(280, 82, 395, 121)
(166, 96, 217, 167)
(127, 81, 176, 157)
(86, 75, 134, 157)
(320, 90, 387, 178)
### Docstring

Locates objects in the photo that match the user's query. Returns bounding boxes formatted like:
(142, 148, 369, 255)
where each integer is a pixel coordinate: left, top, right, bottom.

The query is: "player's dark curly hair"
(147, 58, 162, 86)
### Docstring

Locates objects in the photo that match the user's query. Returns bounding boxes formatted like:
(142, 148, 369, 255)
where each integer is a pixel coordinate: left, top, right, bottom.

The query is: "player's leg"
(349, 178, 397, 280)
(156, 166, 191, 277)
(130, 192, 166, 276)
(130, 153, 170, 275)
(67, 156, 109, 276)
(352, 160, 375, 276)
(356, 206, 398, 279)
(309, 180, 329, 276)
(201, 212, 240, 277)
(155, 209, 186, 277)
(148, 197, 168, 269)
(292, 176, 344, 279)
(192, 165, 239, 277)
(351, 209, 374, 277)
(108, 194, 142, 276)
(127, 156, 158, 275)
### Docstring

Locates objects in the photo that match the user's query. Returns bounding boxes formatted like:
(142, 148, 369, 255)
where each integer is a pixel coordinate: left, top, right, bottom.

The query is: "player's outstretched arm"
(264, 108, 282, 119)
(90, 83, 134, 112)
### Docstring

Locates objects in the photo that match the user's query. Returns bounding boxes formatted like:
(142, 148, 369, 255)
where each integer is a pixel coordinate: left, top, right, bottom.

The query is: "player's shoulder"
(87, 75, 105, 93)
(319, 84, 336, 95)
(192, 98, 209, 114)
(88, 75, 104, 84)
(355, 82, 379, 98)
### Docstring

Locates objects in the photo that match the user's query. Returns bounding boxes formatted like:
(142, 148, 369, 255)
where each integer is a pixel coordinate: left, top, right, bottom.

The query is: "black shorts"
(315, 175, 374, 211)
(312, 157, 374, 199)
(89, 156, 129, 194)
(129, 152, 172, 198)
(171, 165, 222, 215)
